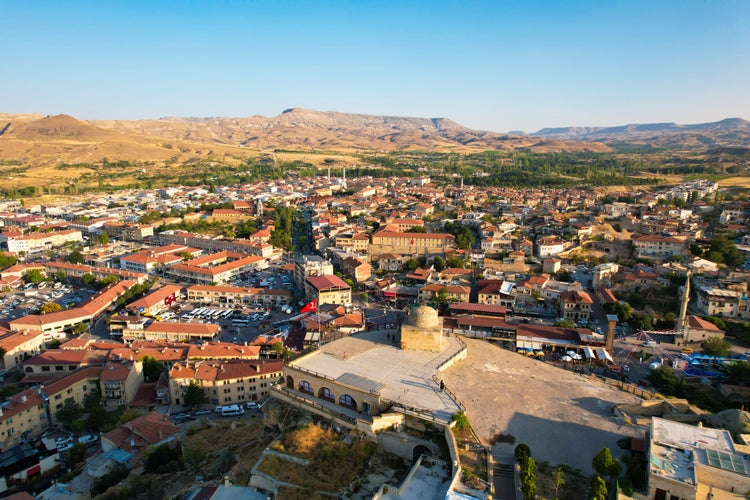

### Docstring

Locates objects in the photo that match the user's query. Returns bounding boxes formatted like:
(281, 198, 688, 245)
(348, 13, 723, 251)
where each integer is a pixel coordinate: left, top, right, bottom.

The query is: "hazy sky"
(2, 1, 749, 132)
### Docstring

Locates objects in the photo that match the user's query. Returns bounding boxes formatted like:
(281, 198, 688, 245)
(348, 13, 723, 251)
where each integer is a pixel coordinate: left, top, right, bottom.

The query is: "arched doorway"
(286, 375, 294, 389)
(413, 445, 432, 463)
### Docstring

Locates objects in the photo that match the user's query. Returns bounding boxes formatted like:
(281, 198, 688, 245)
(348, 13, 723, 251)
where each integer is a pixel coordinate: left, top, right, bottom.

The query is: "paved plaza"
(292, 330, 464, 422)
(443, 338, 643, 472)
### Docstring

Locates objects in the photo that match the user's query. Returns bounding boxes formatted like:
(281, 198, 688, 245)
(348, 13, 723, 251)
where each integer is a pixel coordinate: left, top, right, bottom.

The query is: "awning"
(26, 465, 41, 477)
(583, 347, 595, 359)
(597, 348, 613, 363)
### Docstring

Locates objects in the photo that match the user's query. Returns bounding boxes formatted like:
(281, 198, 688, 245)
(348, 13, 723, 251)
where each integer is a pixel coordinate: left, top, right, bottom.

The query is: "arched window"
(298, 380, 313, 395)
(338, 393, 357, 410)
(318, 387, 335, 403)
(286, 375, 294, 389)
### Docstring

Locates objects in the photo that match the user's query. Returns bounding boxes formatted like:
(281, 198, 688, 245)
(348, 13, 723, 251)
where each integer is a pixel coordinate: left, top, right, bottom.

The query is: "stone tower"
(400, 305, 443, 352)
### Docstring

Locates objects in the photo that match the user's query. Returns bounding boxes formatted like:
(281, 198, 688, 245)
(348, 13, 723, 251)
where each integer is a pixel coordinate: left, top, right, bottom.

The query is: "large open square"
(443, 338, 643, 472)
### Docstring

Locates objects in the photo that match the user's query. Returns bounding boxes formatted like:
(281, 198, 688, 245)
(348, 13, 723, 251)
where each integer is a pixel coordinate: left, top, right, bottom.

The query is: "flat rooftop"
(650, 417, 750, 488)
(290, 330, 464, 422)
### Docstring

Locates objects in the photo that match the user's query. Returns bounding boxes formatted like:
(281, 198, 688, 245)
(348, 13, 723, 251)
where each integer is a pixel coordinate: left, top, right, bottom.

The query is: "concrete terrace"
(291, 330, 464, 423)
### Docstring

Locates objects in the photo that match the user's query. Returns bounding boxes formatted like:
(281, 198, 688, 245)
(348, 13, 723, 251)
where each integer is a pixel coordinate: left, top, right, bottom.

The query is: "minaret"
(678, 270, 692, 344)
(342, 166, 347, 189)
(327, 165, 331, 182)
(460, 177, 464, 189)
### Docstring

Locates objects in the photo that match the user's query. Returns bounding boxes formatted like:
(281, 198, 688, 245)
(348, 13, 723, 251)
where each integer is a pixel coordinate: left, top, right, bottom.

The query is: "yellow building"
(306, 275, 352, 306)
(0, 388, 49, 450)
(44, 366, 102, 425)
(169, 359, 283, 406)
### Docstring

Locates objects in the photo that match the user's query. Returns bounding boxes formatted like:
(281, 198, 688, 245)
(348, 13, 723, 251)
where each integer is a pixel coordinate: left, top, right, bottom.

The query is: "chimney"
(21, 394, 27, 403)
(605, 314, 617, 352)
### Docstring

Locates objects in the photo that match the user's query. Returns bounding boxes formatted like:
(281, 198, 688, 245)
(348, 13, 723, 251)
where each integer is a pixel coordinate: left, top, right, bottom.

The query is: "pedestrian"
(439, 380, 445, 392)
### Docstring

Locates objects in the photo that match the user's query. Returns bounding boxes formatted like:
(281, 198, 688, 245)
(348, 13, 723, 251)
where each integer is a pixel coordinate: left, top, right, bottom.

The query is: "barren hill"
(92, 108, 610, 153)
(533, 118, 750, 149)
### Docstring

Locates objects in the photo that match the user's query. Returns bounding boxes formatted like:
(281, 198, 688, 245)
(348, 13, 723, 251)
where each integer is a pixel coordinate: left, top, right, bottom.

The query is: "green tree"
(445, 254, 465, 269)
(68, 250, 85, 264)
(701, 336, 731, 357)
(592, 447, 614, 477)
(551, 466, 565, 499)
(589, 475, 608, 500)
(183, 446, 208, 470)
(555, 319, 576, 328)
(39, 302, 63, 314)
(81, 273, 97, 286)
(56, 398, 84, 429)
(142, 355, 165, 382)
(97, 232, 110, 245)
(689, 242, 703, 257)
(647, 364, 679, 391)
(402, 258, 418, 272)
(71, 323, 88, 336)
(99, 275, 119, 287)
(406, 226, 427, 233)
(184, 381, 207, 408)
(432, 256, 446, 272)
(514, 443, 531, 464)
(23, 269, 45, 284)
(0, 252, 18, 271)
(67, 442, 87, 468)
(55, 269, 67, 282)
(520, 457, 537, 500)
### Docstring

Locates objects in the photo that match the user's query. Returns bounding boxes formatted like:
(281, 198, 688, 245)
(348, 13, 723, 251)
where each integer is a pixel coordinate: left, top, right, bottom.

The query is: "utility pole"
(678, 269, 692, 344)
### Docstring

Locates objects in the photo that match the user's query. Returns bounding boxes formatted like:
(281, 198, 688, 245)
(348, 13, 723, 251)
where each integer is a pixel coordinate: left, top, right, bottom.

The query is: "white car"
(246, 401, 261, 410)
(78, 434, 99, 444)
(56, 436, 73, 449)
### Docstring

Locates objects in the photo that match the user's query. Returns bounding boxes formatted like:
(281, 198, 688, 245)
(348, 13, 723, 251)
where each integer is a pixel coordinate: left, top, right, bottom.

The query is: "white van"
(221, 404, 245, 417)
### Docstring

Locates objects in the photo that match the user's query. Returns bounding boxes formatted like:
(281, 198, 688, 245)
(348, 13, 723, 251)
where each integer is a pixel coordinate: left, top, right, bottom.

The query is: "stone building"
(400, 305, 442, 353)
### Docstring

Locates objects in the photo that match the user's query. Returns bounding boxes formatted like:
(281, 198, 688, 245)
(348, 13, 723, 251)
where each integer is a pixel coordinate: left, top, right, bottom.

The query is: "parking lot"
(0, 281, 97, 321)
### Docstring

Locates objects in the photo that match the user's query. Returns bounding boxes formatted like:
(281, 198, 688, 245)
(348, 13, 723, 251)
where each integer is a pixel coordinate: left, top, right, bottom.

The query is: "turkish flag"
(300, 300, 317, 313)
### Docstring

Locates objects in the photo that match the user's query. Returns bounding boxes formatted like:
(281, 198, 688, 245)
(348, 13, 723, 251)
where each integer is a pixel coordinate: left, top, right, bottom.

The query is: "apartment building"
(169, 359, 283, 406)
(0, 229, 83, 254)
(185, 284, 290, 307)
(294, 254, 334, 289)
(100, 361, 144, 409)
(633, 234, 686, 259)
(0, 388, 49, 450)
(306, 275, 352, 306)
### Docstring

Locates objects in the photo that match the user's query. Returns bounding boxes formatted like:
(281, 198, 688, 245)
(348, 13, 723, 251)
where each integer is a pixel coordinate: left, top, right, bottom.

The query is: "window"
(339, 394, 357, 410)
(298, 380, 313, 395)
(319, 387, 335, 403)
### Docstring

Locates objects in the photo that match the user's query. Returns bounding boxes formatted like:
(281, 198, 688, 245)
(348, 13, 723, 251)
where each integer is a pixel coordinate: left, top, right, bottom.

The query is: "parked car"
(246, 402, 261, 410)
(78, 434, 99, 444)
(56, 436, 73, 449)
(194, 409, 211, 416)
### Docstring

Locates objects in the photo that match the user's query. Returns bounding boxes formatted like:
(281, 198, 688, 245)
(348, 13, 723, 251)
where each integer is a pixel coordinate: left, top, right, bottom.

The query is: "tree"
(647, 364, 679, 390)
(589, 475, 608, 500)
(592, 447, 621, 489)
(56, 398, 84, 428)
(0, 252, 18, 271)
(702, 336, 731, 357)
(71, 323, 88, 336)
(97, 232, 110, 245)
(555, 319, 576, 328)
(432, 256, 446, 272)
(514, 443, 531, 464)
(592, 447, 614, 476)
(67, 443, 87, 468)
(183, 381, 206, 408)
(520, 457, 537, 500)
(81, 273, 97, 286)
(402, 258, 418, 272)
(39, 302, 63, 315)
(551, 466, 565, 499)
(23, 269, 45, 284)
(142, 355, 165, 382)
(445, 255, 465, 269)
(183, 446, 208, 470)
(68, 250, 85, 264)
(55, 269, 67, 282)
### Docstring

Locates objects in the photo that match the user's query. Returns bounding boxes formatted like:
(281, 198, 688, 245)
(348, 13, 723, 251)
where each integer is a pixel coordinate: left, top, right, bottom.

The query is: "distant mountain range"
(0, 108, 609, 169)
(531, 118, 750, 148)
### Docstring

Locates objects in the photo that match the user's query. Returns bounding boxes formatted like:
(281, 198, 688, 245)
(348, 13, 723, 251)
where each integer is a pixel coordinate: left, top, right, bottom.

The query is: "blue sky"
(2, 1, 748, 132)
